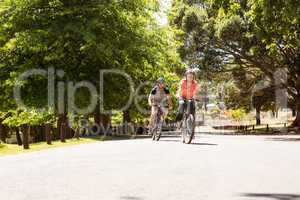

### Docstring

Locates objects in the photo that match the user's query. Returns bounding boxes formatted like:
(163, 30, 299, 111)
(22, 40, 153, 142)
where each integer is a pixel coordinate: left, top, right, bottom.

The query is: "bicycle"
(151, 105, 164, 141)
(180, 99, 198, 144)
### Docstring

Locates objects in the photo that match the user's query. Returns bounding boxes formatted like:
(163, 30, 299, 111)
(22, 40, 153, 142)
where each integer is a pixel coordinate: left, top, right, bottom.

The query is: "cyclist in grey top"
(148, 77, 173, 131)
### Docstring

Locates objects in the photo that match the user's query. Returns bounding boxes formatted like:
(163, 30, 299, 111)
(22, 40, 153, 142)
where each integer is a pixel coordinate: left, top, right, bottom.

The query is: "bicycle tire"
(155, 122, 162, 141)
(151, 114, 158, 140)
(152, 110, 162, 141)
(183, 114, 195, 144)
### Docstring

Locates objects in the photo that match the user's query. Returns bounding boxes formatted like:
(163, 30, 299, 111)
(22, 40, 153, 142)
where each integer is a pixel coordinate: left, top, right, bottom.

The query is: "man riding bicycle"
(148, 77, 173, 133)
(176, 68, 199, 123)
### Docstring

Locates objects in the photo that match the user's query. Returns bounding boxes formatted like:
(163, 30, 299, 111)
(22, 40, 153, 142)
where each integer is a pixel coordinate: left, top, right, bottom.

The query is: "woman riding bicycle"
(176, 68, 199, 123)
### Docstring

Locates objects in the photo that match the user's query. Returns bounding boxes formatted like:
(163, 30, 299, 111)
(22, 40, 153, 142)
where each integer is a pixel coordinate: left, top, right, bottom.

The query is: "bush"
(229, 108, 247, 121)
(2, 109, 55, 127)
(112, 112, 123, 125)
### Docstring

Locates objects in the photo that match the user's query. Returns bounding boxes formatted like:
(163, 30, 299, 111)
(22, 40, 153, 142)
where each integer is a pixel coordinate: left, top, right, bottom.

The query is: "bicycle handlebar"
(179, 97, 201, 102)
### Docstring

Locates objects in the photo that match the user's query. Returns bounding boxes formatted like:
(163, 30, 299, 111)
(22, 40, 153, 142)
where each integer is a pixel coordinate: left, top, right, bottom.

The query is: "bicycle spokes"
(152, 109, 163, 141)
(182, 114, 195, 144)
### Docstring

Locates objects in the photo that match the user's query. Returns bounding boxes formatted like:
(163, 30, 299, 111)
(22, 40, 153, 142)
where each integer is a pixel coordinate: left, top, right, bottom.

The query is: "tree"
(170, 0, 300, 126)
(0, 0, 182, 130)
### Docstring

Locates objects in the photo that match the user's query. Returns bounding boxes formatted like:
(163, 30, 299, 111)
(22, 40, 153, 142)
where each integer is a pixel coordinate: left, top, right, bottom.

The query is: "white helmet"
(185, 68, 199, 75)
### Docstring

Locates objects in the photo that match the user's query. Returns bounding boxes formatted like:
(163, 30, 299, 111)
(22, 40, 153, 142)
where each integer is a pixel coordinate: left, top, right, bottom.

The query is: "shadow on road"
(266, 137, 300, 142)
(190, 142, 218, 146)
(159, 139, 218, 146)
(159, 139, 179, 142)
(241, 193, 300, 200)
(81, 135, 151, 142)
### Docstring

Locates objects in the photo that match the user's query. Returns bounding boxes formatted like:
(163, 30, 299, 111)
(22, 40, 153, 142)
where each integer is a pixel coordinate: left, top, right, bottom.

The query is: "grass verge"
(0, 135, 149, 156)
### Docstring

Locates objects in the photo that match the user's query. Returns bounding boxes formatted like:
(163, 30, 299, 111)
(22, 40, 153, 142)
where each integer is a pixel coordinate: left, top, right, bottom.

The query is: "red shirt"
(181, 80, 198, 99)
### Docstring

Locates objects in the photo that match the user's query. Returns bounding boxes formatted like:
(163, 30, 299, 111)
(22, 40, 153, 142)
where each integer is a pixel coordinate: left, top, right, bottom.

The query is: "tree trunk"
(292, 109, 296, 117)
(123, 110, 131, 123)
(60, 123, 66, 142)
(94, 112, 101, 125)
(93, 112, 101, 135)
(45, 124, 52, 145)
(57, 114, 68, 139)
(75, 127, 80, 140)
(94, 113, 111, 135)
(82, 127, 86, 136)
(122, 111, 131, 135)
(66, 125, 71, 139)
(38, 126, 43, 142)
(102, 114, 111, 135)
(0, 120, 3, 143)
(30, 126, 36, 143)
(256, 107, 261, 125)
(0, 121, 8, 143)
(292, 96, 300, 127)
(57, 115, 62, 138)
(21, 124, 30, 149)
(16, 128, 22, 146)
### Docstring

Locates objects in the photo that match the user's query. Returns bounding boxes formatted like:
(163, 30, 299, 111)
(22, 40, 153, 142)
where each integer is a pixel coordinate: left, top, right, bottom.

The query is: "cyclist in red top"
(176, 68, 199, 122)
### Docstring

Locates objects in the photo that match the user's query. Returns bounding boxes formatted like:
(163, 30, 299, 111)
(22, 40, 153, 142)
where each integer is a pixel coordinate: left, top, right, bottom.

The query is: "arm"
(193, 82, 200, 100)
(148, 86, 157, 106)
(164, 87, 173, 110)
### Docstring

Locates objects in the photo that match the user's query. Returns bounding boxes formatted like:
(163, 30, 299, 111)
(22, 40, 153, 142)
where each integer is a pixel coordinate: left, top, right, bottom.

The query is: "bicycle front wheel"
(151, 113, 162, 141)
(155, 121, 162, 141)
(183, 114, 195, 144)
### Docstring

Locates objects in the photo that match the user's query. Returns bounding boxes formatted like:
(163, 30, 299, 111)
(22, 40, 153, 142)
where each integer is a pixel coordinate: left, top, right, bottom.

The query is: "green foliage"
(2, 109, 55, 127)
(111, 111, 123, 125)
(0, 111, 7, 119)
(0, 0, 182, 124)
(171, 0, 300, 126)
(229, 108, 247, 121)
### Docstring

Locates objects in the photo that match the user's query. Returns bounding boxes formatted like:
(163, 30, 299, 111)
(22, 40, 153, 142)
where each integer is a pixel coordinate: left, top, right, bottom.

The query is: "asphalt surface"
(1, 134, 300, 200)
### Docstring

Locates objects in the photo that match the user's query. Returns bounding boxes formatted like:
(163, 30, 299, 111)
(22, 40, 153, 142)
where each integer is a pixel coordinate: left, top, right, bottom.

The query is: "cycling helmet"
(185, 68, 199, 75)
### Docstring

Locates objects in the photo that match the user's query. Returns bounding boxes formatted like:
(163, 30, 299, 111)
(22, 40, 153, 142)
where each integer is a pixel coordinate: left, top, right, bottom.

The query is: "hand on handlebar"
(193, 96, 201, 102)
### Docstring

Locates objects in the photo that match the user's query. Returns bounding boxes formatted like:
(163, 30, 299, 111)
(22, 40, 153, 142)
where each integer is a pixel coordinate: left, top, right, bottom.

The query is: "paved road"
(1, 134, 300, 200)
